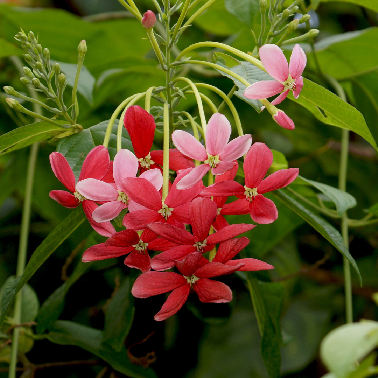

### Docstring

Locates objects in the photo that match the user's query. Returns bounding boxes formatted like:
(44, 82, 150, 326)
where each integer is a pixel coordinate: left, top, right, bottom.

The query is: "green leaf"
(21, 283, 39, 323)
(268, 149, 289, 174)
(246, 277, 284, 378)
(0, 207, 86, 327)
(224, 0, 260, 27)
(0, 37, 22, 58)
(300, 177, 357, 216)
(320, 320, 378, 378)
(55, 61, 95, 104)
(102, 275, 135, 352)
(273, 189, 361, 284)
(290, 79, 378, 152)
(318, 0, 378, 13)
(0, 120, 68, 155)
(46, 321, 157, 378)
(368, 202, 378, 216)
(57, 120, 133, 180)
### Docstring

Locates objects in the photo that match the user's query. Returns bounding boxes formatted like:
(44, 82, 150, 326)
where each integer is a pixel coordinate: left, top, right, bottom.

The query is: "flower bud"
(6, 98, 21, 109)
(28, 31, 36, 44)
(273, 110, 295, 130)
(20, 77, 32, 85)
(31, 77, 41, 87)
(142, 10, 156, 29)
(23, 66, 34, 78)
(58, 73, 66, 86)
(35, 61, 43, 71)
(259, 0, 267, 12)
(15, 30, 28, 42)
(23, 54, 33, 64)
(54, 62, 60, 74)
(3, 86, 17, 96)
(43, 48, 50, 60)
(78, 40, 87, 55)
(288, 19, 299, 32)
(298, 14, 311, 24)
(36, 44, 43, 53)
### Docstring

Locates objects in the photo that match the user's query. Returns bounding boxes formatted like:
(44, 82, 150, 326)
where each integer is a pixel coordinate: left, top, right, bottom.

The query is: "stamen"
(74, 191, 86, 202)
(138, 153, 155, 169)
(184, 274, 199, 285)
(244, 186, 258, 202)
(158, 203, 174, 220)
(283, 74, 296, 92)
(117, 191, 129, 204)
(132, 240, 148, 253)
(194, 240, 207, 251)
(204, 153, 220, 168)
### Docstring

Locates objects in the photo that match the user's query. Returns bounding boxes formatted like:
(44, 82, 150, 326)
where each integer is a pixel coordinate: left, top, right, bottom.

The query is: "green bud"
(28, 31, 37, 44)
(6, 98, 21, 109)
(280, 29, 320, 45)
(298, 14, 311, 23)
(43, 48, 50, 60)
(20, 77, 32, 85)
(23, 66, 34, 78)
(31, 77, 41, 87)
(58, 73, 66, 86)
(54, 62, 60, 74)
(36, 44, 43, 53)
(288, 19, 299, 31)
(3, 86, 17, 96)
(282, 9, 290, 18)
(291, 6, 299, 14)
(21, 42, 32, 51)
(259, 0, 267, 11)
(23, 54, 33, 64)
(14, 30, 28, 42)
(35, 61, 43, 71)
(78, 40, 87, 55)
(307, 29, 319, 38)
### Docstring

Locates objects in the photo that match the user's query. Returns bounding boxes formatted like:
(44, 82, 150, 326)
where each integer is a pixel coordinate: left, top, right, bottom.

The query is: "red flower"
(132, 252, 242, 321)
(49, 146, 115, 237)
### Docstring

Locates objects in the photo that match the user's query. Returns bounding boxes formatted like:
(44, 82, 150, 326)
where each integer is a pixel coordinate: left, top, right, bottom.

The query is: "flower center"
(184, 274, 200, 285)
(158, 203, 174, 220)
(217, 208, 222, 215)
(117, 191, 129, 204)
(138, 153, 155, 169)
(204, 153, 220, 168)
(74, 191, 86, 202)
(244, 186, 258, 202)
(194, 240, 207, 252)
(283, 74, 296, 92)
(132, 240, 149, 253)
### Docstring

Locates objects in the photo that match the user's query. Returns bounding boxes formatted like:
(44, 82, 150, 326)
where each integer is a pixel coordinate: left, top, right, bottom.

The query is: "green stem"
(218, 85, 236, 113)
(162, 103, 170, 201)
(176, 42, 265, 71)
(188, 0, 202, 12)
(146, 29, 166, 69)
(348, 218, 378, 228)
(170, 0, 191, 47)
(145, 86, 156, 113)
(71, 46, 86, 123)
(117, 0, 141, 20)
(186, 90, 218, 113)
(183, 0, 218, 27)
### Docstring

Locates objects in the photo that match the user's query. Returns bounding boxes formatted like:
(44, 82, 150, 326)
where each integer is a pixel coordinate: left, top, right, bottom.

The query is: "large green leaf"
(321, 321, 378, 378)
(290, 79, 377, 151)
(0, 36, 22, 57)
(273, 189, 361, 284)
(46, 321, 157, 378)
(224, 0, 260, 27)
(0, 120, 68, 155)
(0, 207, 86, 327)
(316, 0, 378, 12)
(57, 120, 133, 180)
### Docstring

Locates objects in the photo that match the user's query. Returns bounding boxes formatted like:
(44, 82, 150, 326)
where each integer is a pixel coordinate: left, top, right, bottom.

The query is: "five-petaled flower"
(244, 44, 307, 106)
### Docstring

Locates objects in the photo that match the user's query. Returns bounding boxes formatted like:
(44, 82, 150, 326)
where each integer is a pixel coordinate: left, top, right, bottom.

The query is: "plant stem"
(170, 0, 191, 47)
(186, 90, 218, 113)
(217, 85, 236, 113)
(162, 102, 170, 201)
(183, 0, 218, 27)
(117, 0, 142, 20)
(146, 29, 166, 69)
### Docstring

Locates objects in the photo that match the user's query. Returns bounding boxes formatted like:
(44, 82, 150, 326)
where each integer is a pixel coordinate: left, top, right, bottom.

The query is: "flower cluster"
(49, 105, 299, 321)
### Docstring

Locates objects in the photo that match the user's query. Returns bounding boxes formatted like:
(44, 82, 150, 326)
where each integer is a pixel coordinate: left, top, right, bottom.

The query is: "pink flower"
(49, 146, 115, 237)
(201, 142, 299, 224)
(172, 113, 252, 190)
(148, 197, 255, 271)
(244, 44, 307, 105)
(273, 110, 295, 130)
(141, 10, 156, 29)
(76, 149, 162, 223)
(132, 252, 242, 321)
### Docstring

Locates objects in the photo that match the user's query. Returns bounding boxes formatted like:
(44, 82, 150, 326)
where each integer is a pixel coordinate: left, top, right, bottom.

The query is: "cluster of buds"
(49, 105, 299, 321)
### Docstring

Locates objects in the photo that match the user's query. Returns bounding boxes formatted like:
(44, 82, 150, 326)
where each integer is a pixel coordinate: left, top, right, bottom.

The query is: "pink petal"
(195, 261, 241, 278)
(212, 214, 229, 231)
(201, 181, 244, 198)
(105, 230, 139, 247)
(82, 200, 115, 237)
(259, 44, 289, 82)
(175, 252, 202, 277)
(249, 195, 278, 224)
(79, 145, 110, 181)
(124, 105, 156, 159)
(176, 164, 210, 190)
(113, 149, 138, 189)
(257, 168, 299, 194)
(193, 278, 232, 303)
(124, 250, 151, 273)
(82, 243, 131, 262)
(211, 161, 237, 175)
(226, 258, 274, 271)
(49, 152, 76, 192)
(205, 113, 231, 156)
(151, 245, 196, 271)
(148, 223, 195, 245)
(154, 285, 190, 321)
(213, 237, 250, 263)
(219, 134, 252, 162)
(92, 201, 125, 222)
(215, 163, 238, 183)
(207, 223, 255, 245)
(244, 81, 284, 99)
(139, 168, 163, 191)
(121, 177, 161, 210)
(273, 111, 295, 130)
(127, 200, 147, 212)
(221, 199, 250, 215)
(244, 142, 273, 188)
(49, 190, 78, 208)
(293, 76, 304, 99)
(76, 178, 118, 201)
(271, 90, 289, 106)
(122, 209, 162, 230)
(289, 44, 307, 79)
(132, 272, 186, 298)
(190, 197, 218, 242)
(150, 149, 195, 171)
(172, 130, 207, 161)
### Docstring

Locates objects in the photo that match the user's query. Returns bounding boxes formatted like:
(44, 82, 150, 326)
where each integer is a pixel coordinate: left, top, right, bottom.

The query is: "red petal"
(151, 149, 195, 171)
(124, 250, 151, 273)
(193, 278, 232, 303)
(201, 181, 244, 198)
(213, 237, 250, 263)
(148, 223, 195, 245)
(122, 177, 161, 210)
(244, 142, 273, 189)
(221, 199, 250, 215)
(175, 252, 202, 277)
(124, 105, 156, 158)
(82, 244, 131, 261)
(101, 161, 114, 183)
(49, 190, 78, 208)
(82, 200, 115, 237)
(171, 204, 191, 224)
(212, 215, 229, 231)
(132, 272, 186, 298)
(257, 168, 299, 194)
(150, 245, 196, 271)
(249, 195, 278, 224)
(215, 163, 238, 183)
(147, 237, 178, 251)
(123, 209, 162, 230)
(154, 285, 190, 321)
(195, 262, 241, 278)
(190, 197, 218, 242)
(105, 230, 139, 247)
(49, 152, 76, 192)
(79, 145, 110, 181)
(207, 223, 255, 245)
(226, 258, 274, 271)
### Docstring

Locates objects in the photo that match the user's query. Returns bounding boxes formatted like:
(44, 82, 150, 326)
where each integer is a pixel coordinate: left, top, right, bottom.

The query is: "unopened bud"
(6, 98, 21, 109)
(23, 54, 33, 64)
(28, 31, 36, 44)
(307, 29, 319, 38)
(20, 77, 32, 85)
(58, 73, 66, 86)
(290, 6, 299, 14)
(78, 40, 87, 55)
(273, 110, 295, 130)
(43, 48, 50, 60)
(3, 86, 17, 96)
(15, 30, 28, 42)
(282, 9, 290, 19)
(36, 44, 42, 53)
(21, 42, 32, 51)
(288, 19, 299, 31)
(23, 67, 34, 78)
(142, 10, 156, 29)
(31, 78, 41, 87)
(35, 61, 43, 71)
(259, 0, 267, 11)
(298, 14, 311, 24)
(54, 62, 60, 74)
